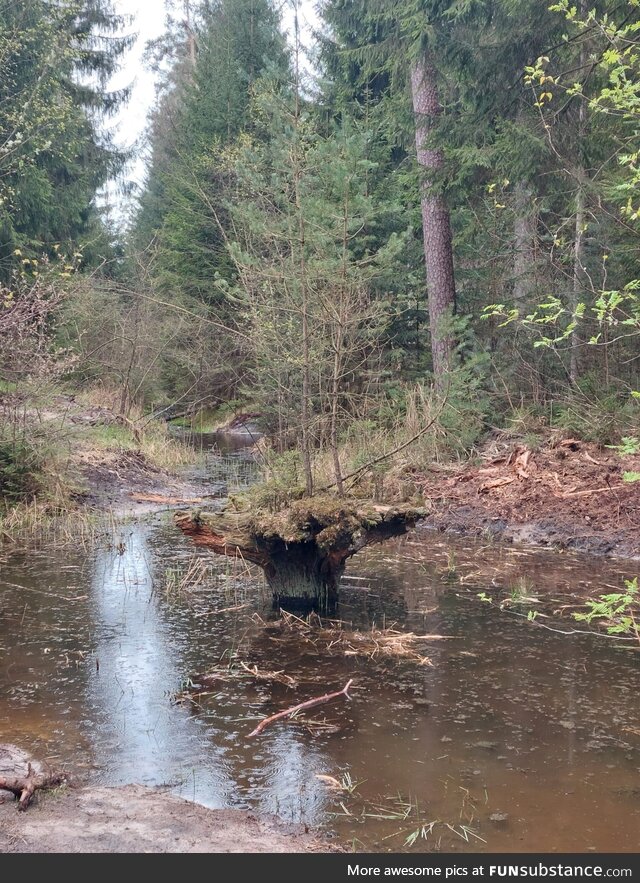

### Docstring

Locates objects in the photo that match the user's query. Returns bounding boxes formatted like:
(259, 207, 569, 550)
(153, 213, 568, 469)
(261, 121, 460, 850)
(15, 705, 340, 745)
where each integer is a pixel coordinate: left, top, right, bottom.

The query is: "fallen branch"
(0, 764, 65, 811)
(555, 484, 626, 499)
(247, 679, 354, 737)
(478, 476, 515, 493)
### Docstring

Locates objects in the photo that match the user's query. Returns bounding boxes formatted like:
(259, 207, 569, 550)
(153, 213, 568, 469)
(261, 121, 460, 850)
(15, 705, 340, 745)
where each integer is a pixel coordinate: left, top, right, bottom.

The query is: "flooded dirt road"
(0, 436, 638, 853)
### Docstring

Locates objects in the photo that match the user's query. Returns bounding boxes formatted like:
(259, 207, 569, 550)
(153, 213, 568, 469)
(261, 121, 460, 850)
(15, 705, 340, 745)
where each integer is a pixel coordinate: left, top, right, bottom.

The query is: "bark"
(329, 351, 344, 497)
(331, 205, 348, 498)
(571, 0, 588, 386)
(410, 55, 457, 383)
(571, 184, 585, 385)
(0, 744, 65, 811)
(185, 1, 196, 68)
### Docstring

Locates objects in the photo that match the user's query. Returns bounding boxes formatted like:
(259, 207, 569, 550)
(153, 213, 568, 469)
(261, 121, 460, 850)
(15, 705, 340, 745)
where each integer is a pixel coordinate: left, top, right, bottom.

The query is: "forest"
(0, 0, 639, 858)
(2, 0, 639, 505)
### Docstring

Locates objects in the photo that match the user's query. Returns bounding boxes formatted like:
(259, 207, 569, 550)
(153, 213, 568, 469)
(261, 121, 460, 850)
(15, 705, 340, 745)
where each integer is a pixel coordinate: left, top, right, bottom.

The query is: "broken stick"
(247, 679, 354, 737)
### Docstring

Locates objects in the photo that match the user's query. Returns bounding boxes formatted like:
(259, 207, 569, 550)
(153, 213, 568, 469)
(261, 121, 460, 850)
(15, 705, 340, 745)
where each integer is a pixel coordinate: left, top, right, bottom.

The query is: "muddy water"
(1, 437, 639, 853)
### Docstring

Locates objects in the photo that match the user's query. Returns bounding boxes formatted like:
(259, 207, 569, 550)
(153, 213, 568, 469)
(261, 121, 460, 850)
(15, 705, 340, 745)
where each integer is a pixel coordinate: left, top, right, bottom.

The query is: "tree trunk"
(410, 55, 457, 384)
(570, 0, 588, 386)
(175, 502, 426, 609)
(185, 0, 196, 67)
(571, 183, 585, 385)
(513, 181, 536, 308)
(330, 342, 345, 497)
(293, 4, 314, 496)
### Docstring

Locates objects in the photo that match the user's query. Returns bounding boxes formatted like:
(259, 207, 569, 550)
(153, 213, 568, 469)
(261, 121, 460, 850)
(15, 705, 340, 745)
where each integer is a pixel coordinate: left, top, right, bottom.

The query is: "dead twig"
(478, 476, 516, 493)
(318, 391, 449, 493)
(556, 484, 626, 499)
(239, 661, 297, 687)
(247, 679, 354, 737)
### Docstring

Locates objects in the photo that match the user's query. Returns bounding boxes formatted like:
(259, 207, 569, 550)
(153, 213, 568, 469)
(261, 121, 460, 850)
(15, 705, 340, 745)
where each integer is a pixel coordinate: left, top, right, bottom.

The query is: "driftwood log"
(0, 744, 65, 811)
(175, 497, 426, 607)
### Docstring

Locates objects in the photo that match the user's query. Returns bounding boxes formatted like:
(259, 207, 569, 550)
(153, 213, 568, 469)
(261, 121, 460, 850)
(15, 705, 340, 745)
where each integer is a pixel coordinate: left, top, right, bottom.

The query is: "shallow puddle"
(0, 438, 638, 853)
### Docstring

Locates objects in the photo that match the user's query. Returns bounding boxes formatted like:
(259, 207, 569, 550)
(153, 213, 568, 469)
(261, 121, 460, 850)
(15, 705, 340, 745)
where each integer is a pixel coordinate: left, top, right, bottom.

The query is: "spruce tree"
(136, 0, 289, 308)
(0, 0, 132, 278)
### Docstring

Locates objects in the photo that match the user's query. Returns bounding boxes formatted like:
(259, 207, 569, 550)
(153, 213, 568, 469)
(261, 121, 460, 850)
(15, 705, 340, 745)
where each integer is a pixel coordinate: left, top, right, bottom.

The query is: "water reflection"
(0, 502, 639, 852)
(87, 523, 234, 804)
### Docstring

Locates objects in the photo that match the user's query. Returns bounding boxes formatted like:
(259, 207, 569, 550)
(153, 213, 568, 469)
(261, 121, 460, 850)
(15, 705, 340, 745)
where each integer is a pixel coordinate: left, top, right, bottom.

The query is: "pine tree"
(136, 0, 289, 308)
(318, 0, 463, 383)
(0, 1, 132, 278)
(222, 81, 404, 493)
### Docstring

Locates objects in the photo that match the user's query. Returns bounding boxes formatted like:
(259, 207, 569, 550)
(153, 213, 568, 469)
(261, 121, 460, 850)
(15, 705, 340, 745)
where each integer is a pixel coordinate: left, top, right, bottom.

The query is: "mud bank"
(0, 784, 335, 853)
(415, 436, 640, 560)
(74, 447, 214, 516)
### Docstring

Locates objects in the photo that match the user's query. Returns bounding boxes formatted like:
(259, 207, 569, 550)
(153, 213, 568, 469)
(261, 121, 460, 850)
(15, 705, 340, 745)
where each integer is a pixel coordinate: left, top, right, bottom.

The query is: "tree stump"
(175, 497, 426, 608)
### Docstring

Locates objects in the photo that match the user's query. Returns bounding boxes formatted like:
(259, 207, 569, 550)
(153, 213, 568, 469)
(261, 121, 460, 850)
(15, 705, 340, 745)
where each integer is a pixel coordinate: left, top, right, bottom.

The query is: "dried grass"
(173, 660, 298, 703)
(272, 610, 438, 666)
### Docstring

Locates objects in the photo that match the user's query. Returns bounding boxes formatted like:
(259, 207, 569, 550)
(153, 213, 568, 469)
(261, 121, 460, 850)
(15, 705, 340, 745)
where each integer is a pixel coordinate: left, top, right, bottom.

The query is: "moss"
(244, 495, 423, 551)
(195, 494, 425, 555)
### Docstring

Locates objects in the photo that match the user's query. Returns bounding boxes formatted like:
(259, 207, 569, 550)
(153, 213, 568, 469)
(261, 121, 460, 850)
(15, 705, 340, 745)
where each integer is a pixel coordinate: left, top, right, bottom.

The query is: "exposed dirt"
(0, 784, 334, 853)
(414, 435, 640, 559)
(74, 447, 214, 516)
(78, 430, 640, 557)
(4, 392, 217, 516)
(0, 741, 333, 853)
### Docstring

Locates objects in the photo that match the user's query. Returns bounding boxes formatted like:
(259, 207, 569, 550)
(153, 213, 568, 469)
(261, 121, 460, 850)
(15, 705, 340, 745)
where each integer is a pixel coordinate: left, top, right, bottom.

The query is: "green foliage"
(481, 0, 640, 393)
(606, 438, 640, 482)
(136, 0, 289, 306)
(549, 381, 640, 444)
(0, 1, 131, 279)
(439, 315, 492, 452)
(126, 0, 640, 472)
(608, 437, 640, 456)
(0, 436, 41, 502)
(219, 83, 408, 473)
(573, 578, 640, 644)
(247, 450, 307, 512)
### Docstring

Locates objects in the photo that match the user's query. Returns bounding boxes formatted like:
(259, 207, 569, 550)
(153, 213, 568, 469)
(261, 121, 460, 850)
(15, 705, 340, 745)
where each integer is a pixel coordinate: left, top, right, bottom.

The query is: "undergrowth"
(0, 382, 198, 540)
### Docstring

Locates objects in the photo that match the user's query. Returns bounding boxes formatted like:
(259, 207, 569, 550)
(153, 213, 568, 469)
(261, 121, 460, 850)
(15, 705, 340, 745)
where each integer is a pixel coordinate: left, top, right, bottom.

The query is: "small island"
(175, 498, 426, 608)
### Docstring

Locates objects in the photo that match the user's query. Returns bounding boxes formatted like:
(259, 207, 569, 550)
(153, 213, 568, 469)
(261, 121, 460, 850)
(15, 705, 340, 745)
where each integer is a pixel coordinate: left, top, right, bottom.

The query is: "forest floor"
(4, 391, 639, 559)
(0, 783, 332, 853)
(414, 434, 640, 559)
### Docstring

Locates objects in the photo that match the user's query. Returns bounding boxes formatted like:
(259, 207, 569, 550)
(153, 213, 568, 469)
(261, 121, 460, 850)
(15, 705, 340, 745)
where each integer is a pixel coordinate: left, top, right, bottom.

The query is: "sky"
(105, 0, 320, 219)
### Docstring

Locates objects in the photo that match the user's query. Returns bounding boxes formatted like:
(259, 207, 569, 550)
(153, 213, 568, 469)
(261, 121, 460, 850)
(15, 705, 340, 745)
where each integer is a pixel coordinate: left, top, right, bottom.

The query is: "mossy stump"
(175, 497, 426, 609)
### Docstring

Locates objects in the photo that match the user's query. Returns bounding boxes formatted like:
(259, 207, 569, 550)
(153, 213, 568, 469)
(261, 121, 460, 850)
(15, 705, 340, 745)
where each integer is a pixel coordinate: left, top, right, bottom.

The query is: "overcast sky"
(105, 0, 319, 219)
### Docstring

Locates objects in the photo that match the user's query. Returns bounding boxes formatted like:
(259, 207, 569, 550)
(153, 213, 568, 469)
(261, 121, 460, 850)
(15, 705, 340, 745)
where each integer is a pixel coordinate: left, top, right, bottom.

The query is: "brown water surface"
(0, 435, 638, 852)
